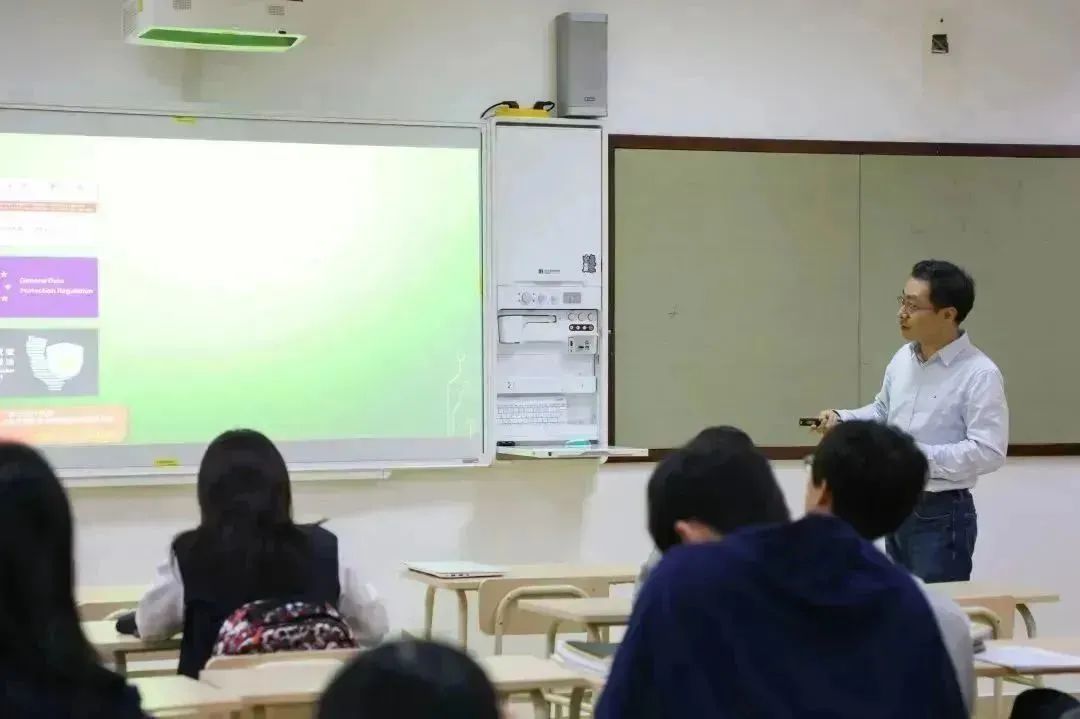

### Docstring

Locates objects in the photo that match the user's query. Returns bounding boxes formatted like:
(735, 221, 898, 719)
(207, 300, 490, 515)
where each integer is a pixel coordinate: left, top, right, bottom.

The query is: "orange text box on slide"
(0, 406, 128, 444)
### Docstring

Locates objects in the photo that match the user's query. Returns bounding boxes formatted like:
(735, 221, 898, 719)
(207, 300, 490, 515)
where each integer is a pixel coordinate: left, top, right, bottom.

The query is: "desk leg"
(568, 687, 585, 719)
(1017, 603, 1038, 638)
(546, 620, 564, 657)
(423, 586, 436, 640)
(529, 690, 549, 719)
(1016, 603, 1045, 688)
(456, 590, 469, 649)
(586, 623, 602, 642)
(113, 651, 127, 676)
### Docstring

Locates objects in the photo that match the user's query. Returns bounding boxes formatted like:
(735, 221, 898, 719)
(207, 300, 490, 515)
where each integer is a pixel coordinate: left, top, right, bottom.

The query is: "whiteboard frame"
(0, 103, 496, 482)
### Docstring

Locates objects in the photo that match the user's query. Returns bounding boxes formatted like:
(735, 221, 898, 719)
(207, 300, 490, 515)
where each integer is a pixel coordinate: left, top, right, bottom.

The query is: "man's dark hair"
(811, 421, 928, 540)
(911, 259, 976, 324)
(647, 426, 790, 552)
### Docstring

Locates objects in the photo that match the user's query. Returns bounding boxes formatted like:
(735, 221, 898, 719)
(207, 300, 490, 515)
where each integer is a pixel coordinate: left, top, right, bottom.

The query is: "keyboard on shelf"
(497, 397, 569, 425)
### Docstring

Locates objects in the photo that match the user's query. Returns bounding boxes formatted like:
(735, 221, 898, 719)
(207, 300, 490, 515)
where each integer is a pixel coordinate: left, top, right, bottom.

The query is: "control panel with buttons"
(495, 286, 603, 443)
(499, 286, 602, 311)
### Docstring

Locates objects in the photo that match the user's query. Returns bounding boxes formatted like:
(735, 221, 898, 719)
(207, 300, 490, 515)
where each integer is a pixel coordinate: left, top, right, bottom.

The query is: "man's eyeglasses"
(897, 296, 934, 314)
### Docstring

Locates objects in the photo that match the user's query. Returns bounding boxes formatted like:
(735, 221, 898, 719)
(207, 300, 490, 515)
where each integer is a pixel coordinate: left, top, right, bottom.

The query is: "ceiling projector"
(123, 0, 308, 53)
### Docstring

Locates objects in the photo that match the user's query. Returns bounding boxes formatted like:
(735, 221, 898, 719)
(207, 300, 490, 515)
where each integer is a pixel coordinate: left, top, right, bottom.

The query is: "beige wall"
(6, 0, 1078, 687)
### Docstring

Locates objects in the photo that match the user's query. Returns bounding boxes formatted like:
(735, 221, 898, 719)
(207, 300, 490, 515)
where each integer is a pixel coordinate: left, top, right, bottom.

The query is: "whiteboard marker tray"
(498, 446, 648, 460)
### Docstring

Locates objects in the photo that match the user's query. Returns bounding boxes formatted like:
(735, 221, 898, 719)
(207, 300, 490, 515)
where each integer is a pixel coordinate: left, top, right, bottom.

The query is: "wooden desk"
(480, 655, 594, 719)
(76, 585, 147, 620)
(519, 597, 632, 643)
(83, 620, 182, 675)
(976, 638, 1080, 679)
(131, 675, 241, 718)
(403, 563, 637, 648)
(201, 663, 341, 718)
(936, 582, 1060, 637)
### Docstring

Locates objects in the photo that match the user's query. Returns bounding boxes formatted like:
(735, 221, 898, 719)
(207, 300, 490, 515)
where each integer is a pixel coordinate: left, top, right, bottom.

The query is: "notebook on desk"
(405, 561, 506, 579)
(554, 640, 619, 677)
(970, 622, 993, 654)
(976, 645, 1080, 672)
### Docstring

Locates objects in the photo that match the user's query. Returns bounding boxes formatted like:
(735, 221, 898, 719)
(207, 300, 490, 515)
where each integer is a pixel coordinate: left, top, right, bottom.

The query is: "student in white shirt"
(136, 429, 388, 676)
(816, 259, 1008, 582)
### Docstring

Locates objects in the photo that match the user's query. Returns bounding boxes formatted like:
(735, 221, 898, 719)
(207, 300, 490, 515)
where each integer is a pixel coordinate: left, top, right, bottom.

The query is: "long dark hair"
(0, 443, 122, 696)
(173, 429, 309, 598)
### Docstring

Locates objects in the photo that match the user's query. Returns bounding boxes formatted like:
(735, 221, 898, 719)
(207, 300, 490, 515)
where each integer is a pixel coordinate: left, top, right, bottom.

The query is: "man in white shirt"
(816, 260, 1008, 582)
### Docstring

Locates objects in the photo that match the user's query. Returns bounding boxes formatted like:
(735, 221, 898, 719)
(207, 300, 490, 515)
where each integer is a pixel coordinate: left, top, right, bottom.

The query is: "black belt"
(921, 488, 971, 499)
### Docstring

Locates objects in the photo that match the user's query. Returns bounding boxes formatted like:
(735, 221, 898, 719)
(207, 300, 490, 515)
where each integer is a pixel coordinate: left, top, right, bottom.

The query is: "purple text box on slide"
(0, 257, 98, 318)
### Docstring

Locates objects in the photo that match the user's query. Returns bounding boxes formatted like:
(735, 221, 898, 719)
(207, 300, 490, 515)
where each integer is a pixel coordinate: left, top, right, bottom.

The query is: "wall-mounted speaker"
(556, 12, 608, 119)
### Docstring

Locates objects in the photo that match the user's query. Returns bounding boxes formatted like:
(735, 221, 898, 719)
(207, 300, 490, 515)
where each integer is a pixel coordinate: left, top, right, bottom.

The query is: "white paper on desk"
(976, 646, 1080, 672)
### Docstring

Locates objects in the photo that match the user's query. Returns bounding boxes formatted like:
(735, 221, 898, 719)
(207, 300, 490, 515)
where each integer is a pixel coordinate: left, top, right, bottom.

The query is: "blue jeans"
(886, 489, 977, 583)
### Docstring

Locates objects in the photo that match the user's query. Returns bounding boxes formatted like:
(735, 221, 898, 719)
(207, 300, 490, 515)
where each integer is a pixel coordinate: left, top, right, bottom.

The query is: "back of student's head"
(809, 420, 928, 540)
(174, 429, 308, 596)
(647, 426, 790, 553)
(318, 640, 499, 719)
(196, 428, 293, 530)
(0, 442, 125, 705)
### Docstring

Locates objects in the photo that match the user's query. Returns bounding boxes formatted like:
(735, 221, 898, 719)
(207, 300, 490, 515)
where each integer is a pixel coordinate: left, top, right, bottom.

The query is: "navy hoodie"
(596, 515, 967, 719)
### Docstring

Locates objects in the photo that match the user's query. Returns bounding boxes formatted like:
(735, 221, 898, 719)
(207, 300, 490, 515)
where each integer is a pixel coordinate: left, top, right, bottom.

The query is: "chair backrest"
(477, 577, 608, 638)
(202, 647, 358, 671)
(956, 595, 1017, 638)
(255, 659, 346, 671)
(202, 662, 341, 719)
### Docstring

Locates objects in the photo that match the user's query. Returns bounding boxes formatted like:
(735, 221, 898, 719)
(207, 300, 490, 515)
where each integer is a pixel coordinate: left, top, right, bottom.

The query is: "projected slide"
(0, 131, 483, 456)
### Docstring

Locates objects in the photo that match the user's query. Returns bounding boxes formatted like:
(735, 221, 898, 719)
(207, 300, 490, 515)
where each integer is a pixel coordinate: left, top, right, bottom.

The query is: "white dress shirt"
(837, 332, 1008, 491)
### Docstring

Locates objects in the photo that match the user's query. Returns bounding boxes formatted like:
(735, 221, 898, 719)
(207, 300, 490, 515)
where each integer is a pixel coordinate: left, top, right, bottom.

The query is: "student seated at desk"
(136, 429, 388, 677)
(805, 420, 976, 713)
(633, 426, 790, 595)
(318, 640, 499, 719)
(597, 423, 967, 719)
(0, 443, 144, 719)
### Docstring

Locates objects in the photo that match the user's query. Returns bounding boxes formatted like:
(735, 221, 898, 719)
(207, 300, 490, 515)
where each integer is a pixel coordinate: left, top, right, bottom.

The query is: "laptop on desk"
(405, 561, 506, 579)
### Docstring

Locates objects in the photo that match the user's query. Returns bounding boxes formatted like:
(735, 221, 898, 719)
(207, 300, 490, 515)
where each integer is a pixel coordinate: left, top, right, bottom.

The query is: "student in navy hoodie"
(632, 427, 790, 595)
(805, 420, 976, 713)
(0, 443, 144, 719)
(597, 425, 967, 719)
